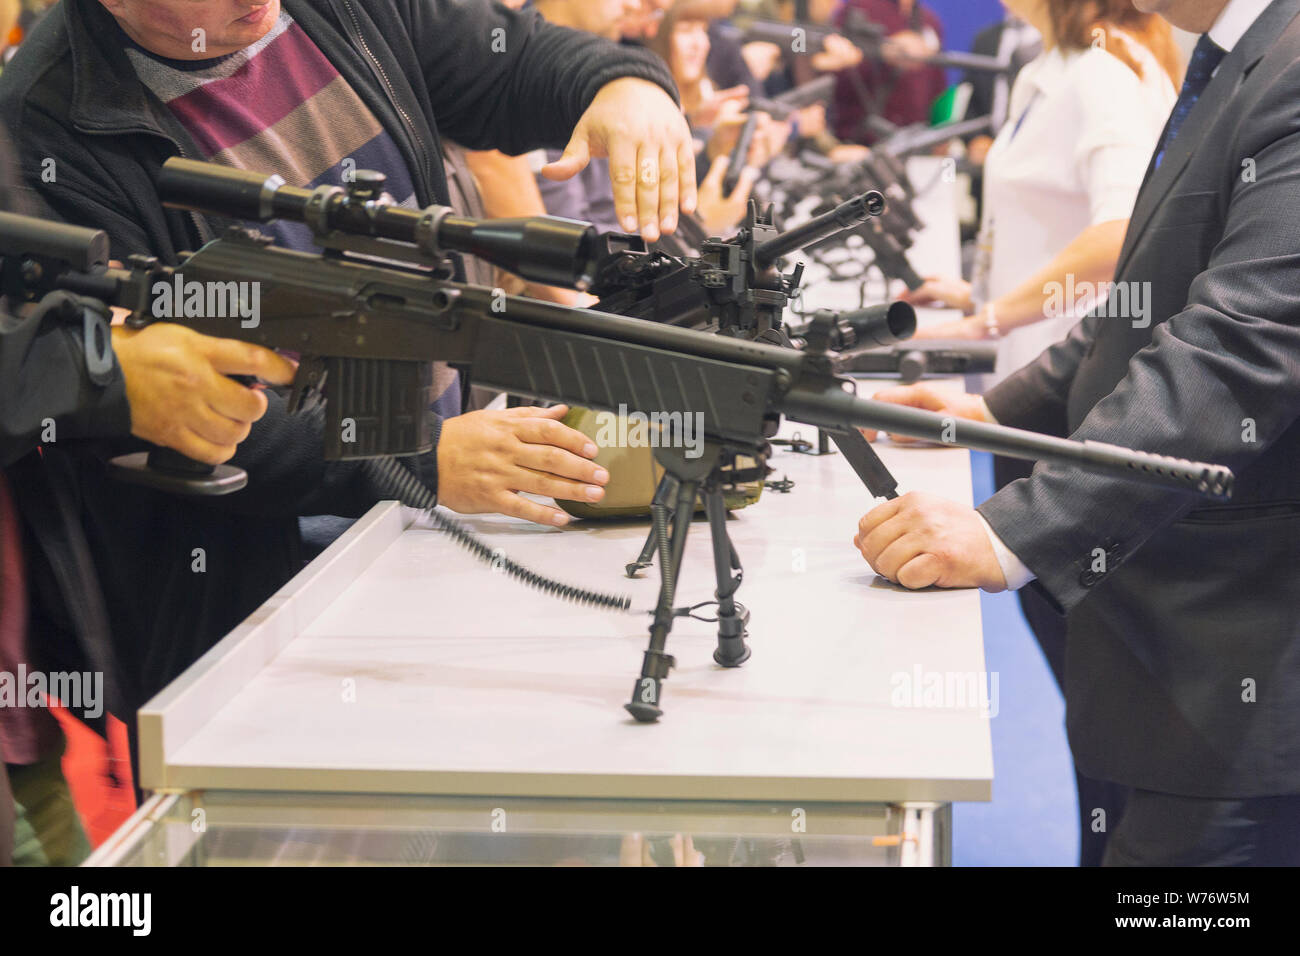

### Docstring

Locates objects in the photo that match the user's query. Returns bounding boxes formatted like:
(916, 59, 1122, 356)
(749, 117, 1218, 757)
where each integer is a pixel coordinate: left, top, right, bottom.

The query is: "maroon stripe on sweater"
(166, 23, 340, 156)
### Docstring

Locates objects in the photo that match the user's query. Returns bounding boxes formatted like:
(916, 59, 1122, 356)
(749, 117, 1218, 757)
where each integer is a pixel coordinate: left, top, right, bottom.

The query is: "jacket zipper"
(172, 138, 216, 246)
(73, 121, 214, 249)
(338, 0, 434, 204)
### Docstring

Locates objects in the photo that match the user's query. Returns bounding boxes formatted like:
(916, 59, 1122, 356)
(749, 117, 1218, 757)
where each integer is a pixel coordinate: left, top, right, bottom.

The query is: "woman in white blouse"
(901, 0, 1180, 388)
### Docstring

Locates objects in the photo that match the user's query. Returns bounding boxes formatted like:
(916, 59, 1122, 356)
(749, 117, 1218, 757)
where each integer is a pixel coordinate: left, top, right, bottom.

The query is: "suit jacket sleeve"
(978, 90, 1300, 612)
(982, 311, 1096, 438)
(403, 0, 679, 155)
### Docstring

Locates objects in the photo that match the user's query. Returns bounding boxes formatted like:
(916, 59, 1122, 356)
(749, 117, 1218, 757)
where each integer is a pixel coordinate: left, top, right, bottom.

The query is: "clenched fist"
(854, 492, 1007, 591)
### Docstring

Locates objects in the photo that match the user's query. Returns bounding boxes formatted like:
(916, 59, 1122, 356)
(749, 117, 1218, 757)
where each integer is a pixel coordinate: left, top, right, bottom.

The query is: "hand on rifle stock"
(112, 323, 297, 465)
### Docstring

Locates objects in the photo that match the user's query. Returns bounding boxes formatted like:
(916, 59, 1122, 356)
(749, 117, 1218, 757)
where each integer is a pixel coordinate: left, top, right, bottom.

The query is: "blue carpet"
(951, 452, 1076, 866)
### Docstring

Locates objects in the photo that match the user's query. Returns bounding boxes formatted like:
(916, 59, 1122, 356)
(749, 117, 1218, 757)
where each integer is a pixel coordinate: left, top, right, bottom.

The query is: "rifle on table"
(0, 159, 1234, 722)
(588, 183, 913, 568)
(874, 115, 994, 159)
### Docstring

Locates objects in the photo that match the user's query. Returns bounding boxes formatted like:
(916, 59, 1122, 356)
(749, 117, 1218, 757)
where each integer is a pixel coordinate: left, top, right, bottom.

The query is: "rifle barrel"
(753, 191, 884, 269)
(781, 388, 1234, 501)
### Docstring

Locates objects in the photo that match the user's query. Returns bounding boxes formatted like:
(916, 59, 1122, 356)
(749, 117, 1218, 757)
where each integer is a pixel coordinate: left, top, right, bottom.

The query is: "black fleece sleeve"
(0, 293, 132, 468)
(402, 0, 680, 154)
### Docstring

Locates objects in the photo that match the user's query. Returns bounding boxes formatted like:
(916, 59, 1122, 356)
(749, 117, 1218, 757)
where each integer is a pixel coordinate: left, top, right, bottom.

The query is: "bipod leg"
(703, 481, 751, 667)
(625, 473, 698, 722)
(626, 473, 679, 578)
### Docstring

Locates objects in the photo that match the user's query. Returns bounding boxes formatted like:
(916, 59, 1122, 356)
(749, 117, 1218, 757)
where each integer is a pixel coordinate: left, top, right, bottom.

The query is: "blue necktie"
(1155, 34, 1227, 169)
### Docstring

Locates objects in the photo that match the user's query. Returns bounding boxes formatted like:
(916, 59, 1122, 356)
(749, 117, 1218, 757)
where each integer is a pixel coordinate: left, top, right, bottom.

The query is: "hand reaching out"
(898, 276, 974, 312)
(541, 77, 698, 244)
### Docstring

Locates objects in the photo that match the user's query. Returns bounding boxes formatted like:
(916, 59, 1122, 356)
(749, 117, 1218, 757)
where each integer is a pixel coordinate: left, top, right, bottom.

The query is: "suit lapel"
(1115, 0, 1300, 277)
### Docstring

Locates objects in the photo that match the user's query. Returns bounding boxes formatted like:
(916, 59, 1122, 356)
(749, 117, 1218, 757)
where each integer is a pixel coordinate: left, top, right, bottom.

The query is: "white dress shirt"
(980, 1, 1269, 591)
(1210, 0, 1273, 53)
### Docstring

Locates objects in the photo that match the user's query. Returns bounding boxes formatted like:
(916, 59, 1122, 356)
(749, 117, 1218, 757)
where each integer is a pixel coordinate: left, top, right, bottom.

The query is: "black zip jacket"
(1, 292, 134, 730)
(1, 124, 131, 729)
(0, 0, 678, 715)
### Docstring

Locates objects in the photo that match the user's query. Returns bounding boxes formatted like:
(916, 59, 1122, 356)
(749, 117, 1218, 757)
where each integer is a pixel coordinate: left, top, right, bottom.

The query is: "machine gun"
(739, 15, 840, 50)
(0, 159, 1235, 722)
(788, 323, 999, 383)
(873, 115, 995, 159)
(797, 150, 921, 243)
(785, 302, 919, 360)
(587, 192, 915, 573)
(589, 187, 885, 341)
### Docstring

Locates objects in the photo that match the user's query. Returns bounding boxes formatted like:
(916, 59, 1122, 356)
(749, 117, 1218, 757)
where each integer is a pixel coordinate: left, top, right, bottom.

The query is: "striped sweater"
(124, 9, 459, 416)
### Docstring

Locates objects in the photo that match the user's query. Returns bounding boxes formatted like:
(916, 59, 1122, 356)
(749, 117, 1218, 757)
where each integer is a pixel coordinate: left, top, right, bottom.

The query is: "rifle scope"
(158, 157, 602, 290)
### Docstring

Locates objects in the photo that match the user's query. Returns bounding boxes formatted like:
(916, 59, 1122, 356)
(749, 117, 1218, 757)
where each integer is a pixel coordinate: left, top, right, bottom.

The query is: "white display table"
(88, 155, 988, 868)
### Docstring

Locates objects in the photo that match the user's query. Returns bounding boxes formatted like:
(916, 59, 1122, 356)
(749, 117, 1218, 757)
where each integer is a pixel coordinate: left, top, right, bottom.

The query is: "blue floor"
(951, 452, 1077, 866)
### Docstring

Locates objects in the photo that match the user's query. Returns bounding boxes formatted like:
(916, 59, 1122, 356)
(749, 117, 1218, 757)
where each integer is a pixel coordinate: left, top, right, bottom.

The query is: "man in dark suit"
(855, 0, 1300, 865)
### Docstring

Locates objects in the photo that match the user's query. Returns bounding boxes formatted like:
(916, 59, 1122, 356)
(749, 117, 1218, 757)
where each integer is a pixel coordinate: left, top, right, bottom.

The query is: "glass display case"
(91, 791, 950, 867)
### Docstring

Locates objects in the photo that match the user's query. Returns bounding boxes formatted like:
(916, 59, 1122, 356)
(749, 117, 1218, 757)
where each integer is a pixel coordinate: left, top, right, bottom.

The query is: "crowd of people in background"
(8, 0, 1299, 872)
(0, 0, 1191, 870)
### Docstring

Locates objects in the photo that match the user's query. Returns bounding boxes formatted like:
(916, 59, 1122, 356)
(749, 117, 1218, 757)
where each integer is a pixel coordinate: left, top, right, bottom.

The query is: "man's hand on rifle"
(687, 83, 751, 130)
(854, 383, 1006, 591)
(541, 77, 698, 244)
(436, 405, 609, 527)
(741, 42, 783, 83)
(706, 104, 784, 169)
(811, 33, 864, 73)
(111, 324, 298, 465)
(854, 492, 1007, 592)
(882, 30, 939, 72)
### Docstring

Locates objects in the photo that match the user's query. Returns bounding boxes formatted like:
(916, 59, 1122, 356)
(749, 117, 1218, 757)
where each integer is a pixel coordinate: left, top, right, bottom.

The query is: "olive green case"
(555, 407, 764, 519)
